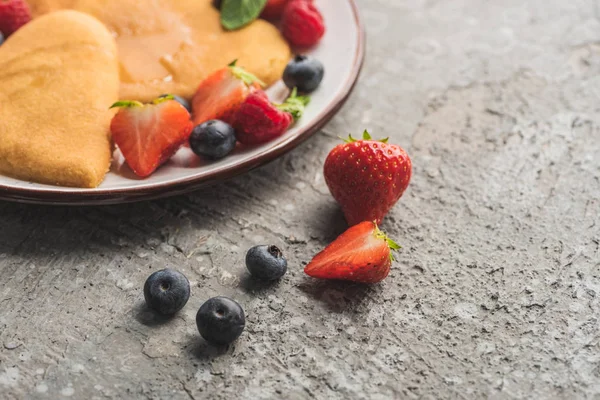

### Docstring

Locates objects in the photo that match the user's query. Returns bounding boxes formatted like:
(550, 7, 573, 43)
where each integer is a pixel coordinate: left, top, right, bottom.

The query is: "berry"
(159, 94, 191, 113)
(189, 120, 237, 160)
(0, 0, 31, 37)
(246, 245, 288, 281)
(261, 0, 289, 20)
(0, 31, 4, 46)
(324, 130, 412, 226)
(283, 55, 324, 93)
(192, 61, 263, 127)
(143, 269, 191, 315)
(196, 297, 245, 345)
(234, 88, 309, 145)
(304, 221, 400, 284)
(281, 0, 325, 48)
(110, 96, 193, 177)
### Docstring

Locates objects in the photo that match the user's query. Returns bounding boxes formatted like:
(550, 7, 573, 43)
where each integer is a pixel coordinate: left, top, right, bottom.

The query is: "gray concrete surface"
(2, 0, 600, 398)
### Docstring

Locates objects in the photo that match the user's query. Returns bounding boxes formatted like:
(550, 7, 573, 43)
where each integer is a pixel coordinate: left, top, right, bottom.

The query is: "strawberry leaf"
(110, 100, 144, 109)
(229, 63, 265, 87)
(220, 0, 268, 31)
(373, 223, 402, 262)
(276, 87, 310, 120)
(154, 94, 175, 104)
(341, 130, 390, 143)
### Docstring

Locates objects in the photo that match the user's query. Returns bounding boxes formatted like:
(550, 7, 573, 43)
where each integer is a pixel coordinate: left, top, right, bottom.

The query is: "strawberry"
(192, 60, 263, 127)
(234, 88, 309, 145)
(281, 0, 325, 48)
(261, 0, 289, 20)
(110, 96, 193, 178)
(0, 0, 31, 37)
(304, 221, 400, 284)
(324, 131, 412, 226)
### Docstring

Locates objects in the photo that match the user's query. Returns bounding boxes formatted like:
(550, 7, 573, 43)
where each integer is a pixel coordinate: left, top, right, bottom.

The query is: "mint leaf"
(221, 0, 268, 31)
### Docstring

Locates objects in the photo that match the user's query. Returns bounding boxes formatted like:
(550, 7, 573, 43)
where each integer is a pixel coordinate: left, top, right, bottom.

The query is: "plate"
(0, 0, 365, 205)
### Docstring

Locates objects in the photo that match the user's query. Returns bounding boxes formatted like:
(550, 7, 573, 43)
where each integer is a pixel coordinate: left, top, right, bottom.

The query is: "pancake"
(28, 0, 292, 102)
(0, 10, 119, 188)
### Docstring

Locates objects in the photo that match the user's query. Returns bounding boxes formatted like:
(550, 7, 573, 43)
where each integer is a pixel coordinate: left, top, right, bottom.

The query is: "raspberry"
(281, 0, 325, 48)
(0, 0, 31, 37)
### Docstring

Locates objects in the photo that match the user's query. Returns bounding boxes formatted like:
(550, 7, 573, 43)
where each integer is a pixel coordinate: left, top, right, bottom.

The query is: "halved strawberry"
(110, 96, 193, 178)
(191, 61, 264, 127)
(234, 88, 309, 145)
(304, 221, 400, 284)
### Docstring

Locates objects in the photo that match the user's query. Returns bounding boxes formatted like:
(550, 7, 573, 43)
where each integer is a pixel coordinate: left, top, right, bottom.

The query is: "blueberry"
(0, 32, 4, 46)
(196, 297, 245, 345)
(159, 94, 191, 113)
(283, 55, 324, 93)
(246, 245, 288, 281)
(189, 120, 237, 160)
(143, 269, 190, 315)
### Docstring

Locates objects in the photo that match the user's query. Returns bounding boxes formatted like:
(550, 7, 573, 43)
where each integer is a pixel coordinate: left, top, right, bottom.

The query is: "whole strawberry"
(0, 0, 31, 37)
(234, 88, 309, 145)
(281, 0, 325, 48)
(324, 131, 412, 226)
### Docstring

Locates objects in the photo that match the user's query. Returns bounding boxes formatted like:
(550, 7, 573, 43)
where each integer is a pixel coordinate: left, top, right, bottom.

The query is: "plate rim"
(0, 0, 366, 206)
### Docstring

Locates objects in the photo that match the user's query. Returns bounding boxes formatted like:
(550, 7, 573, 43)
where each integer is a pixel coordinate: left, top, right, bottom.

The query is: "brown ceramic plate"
(0, 0, 365, 205)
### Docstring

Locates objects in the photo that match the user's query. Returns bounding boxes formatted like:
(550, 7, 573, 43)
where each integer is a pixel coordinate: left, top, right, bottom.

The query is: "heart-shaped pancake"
(29, 0, 292, 102)
(0, 10, 119, 188)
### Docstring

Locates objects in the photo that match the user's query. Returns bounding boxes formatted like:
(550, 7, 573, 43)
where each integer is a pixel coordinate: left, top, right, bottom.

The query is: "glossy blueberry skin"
(196, 297, 245, 345)
(0, 32, 4, 46)
(283, 55, 324, 93)
(143, 269, 190, 315)
(189, 120, 237, 160)
(159, 94, 191, 113)
(246, 245, 288, 281)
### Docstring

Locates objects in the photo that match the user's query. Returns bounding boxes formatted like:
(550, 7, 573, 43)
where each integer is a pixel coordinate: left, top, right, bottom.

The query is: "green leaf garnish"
(276, 87, 310, 120)
(220, 0, 268, 31)
(109, 100, 144, 109)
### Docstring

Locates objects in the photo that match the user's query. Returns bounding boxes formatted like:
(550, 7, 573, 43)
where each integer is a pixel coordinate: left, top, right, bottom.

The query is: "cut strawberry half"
(191, 60, 264, 127)
(304, 221, 400, 284)
(234, 88, 309, 145)
(110, 96, 193, 178)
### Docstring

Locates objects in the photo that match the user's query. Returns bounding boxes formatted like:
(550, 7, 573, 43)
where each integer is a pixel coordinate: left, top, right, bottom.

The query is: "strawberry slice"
(304, 221, 400, 284)
(191, 61, 264, 127)
(110, 96, 193, 178)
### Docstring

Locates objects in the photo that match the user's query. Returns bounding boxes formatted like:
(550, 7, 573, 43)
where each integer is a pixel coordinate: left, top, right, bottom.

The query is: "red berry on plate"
(281, 0, 325, 48)
(110, 96, 193, 178)
(0, 0, 31, 37)
(304, 221, 400, 284)
(191, 60, 263, 127)
(234, 88, 309, 145)
(261, 0, 289, 20)
(324, 130, 412, 226)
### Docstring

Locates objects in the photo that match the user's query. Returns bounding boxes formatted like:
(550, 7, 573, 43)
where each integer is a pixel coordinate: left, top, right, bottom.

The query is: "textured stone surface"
(2, 0, 600, 398)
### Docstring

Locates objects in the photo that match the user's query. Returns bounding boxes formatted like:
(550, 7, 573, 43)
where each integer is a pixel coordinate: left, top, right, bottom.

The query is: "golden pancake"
(0, 11, 119, 188)
(29, 0, 292, 102)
